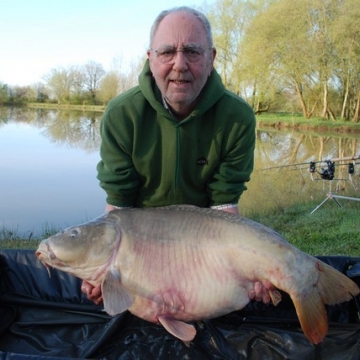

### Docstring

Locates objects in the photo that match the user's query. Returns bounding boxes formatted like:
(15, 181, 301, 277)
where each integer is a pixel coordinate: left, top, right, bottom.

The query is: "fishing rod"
(286, 162, 360, 172)
(260, 155, 360, 171)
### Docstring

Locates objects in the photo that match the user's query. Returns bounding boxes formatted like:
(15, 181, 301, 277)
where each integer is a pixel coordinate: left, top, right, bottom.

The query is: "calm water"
(0, 107, 104, 237)
(1, 107, 360, 237)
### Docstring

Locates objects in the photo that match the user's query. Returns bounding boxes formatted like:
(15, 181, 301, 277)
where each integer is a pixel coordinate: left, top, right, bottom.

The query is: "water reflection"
(0, 107, 104, 237)
(42, 112, 100, 152)
(0, 107, 359, 236)
(241, 129, 360, 215)
(0, 106, 101, 151)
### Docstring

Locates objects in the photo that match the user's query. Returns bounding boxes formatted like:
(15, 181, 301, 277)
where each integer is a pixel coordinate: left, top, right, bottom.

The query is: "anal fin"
(269, 289, 282, 306)
(158, 316, 196, 342)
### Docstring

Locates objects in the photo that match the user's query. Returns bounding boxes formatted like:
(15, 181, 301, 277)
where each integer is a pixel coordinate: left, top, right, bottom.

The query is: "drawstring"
(174, 124, 181, 190)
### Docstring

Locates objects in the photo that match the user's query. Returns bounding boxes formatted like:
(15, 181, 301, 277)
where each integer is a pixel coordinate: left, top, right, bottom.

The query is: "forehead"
(152, 11, 208, 47)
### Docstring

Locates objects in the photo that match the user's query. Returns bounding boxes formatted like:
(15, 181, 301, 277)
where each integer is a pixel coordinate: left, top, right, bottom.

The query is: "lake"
(0, 107, 104, 237)
(1, 107, 360, 237)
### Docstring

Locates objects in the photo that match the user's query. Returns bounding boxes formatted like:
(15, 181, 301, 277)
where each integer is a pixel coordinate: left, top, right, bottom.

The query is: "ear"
(211, 47, 217, 62)
(147, 50, 154, 73)
(208, 48, 217, 76)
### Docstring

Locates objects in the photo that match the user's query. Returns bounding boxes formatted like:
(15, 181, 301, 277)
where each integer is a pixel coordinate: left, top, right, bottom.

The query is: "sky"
(0, 0, 213, 86)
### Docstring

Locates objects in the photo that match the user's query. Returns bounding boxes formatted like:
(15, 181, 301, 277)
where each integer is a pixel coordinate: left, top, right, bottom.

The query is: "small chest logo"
(196, 157, 208, 166)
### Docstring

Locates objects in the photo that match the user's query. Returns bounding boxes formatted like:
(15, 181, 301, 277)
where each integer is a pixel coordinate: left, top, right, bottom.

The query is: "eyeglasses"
(151, 45, 211, 64)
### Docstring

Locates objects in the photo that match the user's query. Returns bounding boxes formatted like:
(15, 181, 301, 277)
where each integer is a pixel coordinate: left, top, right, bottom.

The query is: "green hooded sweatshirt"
(97, 60, 256, 208)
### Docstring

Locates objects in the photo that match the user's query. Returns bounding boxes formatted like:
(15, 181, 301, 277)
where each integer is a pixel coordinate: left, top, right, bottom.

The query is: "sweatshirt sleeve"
(96, 104, 141, 207)
(207, 101, 256, 206)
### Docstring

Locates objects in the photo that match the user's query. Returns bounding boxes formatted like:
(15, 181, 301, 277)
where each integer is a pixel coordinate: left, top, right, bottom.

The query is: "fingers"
(81, 280, 103, 305)
(248, 281, 272, 304)
(90, 284, 103, 305)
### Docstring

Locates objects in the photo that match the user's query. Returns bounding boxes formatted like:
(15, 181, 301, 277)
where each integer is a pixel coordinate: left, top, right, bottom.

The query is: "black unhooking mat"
(0, 250, 359, 360)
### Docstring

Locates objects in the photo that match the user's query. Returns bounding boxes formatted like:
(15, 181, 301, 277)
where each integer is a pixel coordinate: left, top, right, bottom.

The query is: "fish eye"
(70, 229, 79, 238)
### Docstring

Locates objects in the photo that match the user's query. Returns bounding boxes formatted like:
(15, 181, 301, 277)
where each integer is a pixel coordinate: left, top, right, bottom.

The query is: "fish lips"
(36, 242, 65, 275)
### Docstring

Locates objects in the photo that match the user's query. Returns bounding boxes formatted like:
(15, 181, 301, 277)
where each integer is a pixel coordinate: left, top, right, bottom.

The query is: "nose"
(172, 51, 189, 72)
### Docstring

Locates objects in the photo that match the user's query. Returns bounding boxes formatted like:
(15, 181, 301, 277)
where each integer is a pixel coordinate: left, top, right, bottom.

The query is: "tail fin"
(316, 260, 359, 304)
(291, 260, 359, 344)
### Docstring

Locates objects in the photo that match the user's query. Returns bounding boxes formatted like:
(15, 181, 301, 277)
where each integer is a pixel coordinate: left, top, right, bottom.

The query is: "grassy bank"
(256, 113, 360, 134)
(27, 103, 105, 112)
(23, 105, 360, 134)
(245, 199, 360, 257)
(1, 199, 359, 257)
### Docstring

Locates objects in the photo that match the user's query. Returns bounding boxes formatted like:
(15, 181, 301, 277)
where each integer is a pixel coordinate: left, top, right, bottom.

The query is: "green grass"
(246, 200, 360, 256)
(256, 113, 360, 134)
(0, 224, 58, 250)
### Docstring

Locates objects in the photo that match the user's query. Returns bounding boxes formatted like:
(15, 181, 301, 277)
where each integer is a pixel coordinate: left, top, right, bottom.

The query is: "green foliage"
(208, 0, 360, 121)
(0, 83, 9, 104)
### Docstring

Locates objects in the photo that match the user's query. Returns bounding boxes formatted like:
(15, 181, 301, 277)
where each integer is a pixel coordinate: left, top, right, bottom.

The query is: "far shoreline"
(6, 103, 360, 135)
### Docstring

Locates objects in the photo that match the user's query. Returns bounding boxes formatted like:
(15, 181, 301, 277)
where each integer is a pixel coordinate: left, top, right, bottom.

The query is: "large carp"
(36, 206, 359, 344)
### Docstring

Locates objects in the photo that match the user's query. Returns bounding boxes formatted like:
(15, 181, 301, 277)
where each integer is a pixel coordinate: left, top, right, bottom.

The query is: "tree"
(81, 60, 105, 103)
(32, 82, 49, 103)
(44, 66, 80, 103)
(8, 85, 32, 104)
(240, 0, 321, 117)
(0, 82, 9, 104)
(97, 56, 144, 103)
(206, 0, 279, 111)
(207, 0, 360, 119)
(331, 0, 360, 122)
(241, 0, 358, 119)
(97, 71, 121, 104)
(206, 0, 256, 90)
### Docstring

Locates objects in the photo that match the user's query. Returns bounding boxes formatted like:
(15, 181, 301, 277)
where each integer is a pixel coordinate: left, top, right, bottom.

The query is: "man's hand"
(81, 280, 103, 305)
(248, 280, 276, 304)
(105, 204, 119, 212)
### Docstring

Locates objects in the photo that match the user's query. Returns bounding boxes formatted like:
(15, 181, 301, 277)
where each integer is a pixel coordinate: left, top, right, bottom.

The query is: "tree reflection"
(255, 129, 359, 171)
(242, 129, 360, 215)
(4, 107, 101, 152)
(41, 111, 101, 152)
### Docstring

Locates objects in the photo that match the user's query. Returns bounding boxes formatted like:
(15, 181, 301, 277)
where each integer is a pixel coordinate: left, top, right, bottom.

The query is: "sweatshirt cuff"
(211, 204, 238, 210)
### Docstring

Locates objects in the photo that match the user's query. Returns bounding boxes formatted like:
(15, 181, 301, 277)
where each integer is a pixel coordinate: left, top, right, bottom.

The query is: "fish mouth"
(36, 251, 52, 277)
(35, 242, 64, 277)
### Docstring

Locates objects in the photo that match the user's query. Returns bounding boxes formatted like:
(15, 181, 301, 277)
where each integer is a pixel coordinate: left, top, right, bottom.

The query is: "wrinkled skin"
(36, 206, 360, 344)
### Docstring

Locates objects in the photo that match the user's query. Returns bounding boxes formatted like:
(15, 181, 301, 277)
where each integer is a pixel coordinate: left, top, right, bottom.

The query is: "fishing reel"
(309, 160, 335, 180)
(319, 160, 335, 180)
(348, 162, 355, 174)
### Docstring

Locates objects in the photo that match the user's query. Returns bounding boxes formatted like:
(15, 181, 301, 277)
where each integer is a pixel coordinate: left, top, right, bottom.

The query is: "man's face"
(148, 11, 216, 118)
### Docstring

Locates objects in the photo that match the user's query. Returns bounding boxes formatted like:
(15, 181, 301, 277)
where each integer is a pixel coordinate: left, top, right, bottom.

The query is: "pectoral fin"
(158, 316, 196, 342)
(102, 266, 134, 316)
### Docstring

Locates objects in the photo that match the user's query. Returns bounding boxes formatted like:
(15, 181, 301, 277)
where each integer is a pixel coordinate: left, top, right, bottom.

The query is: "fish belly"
(117, 236, 271, 324)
